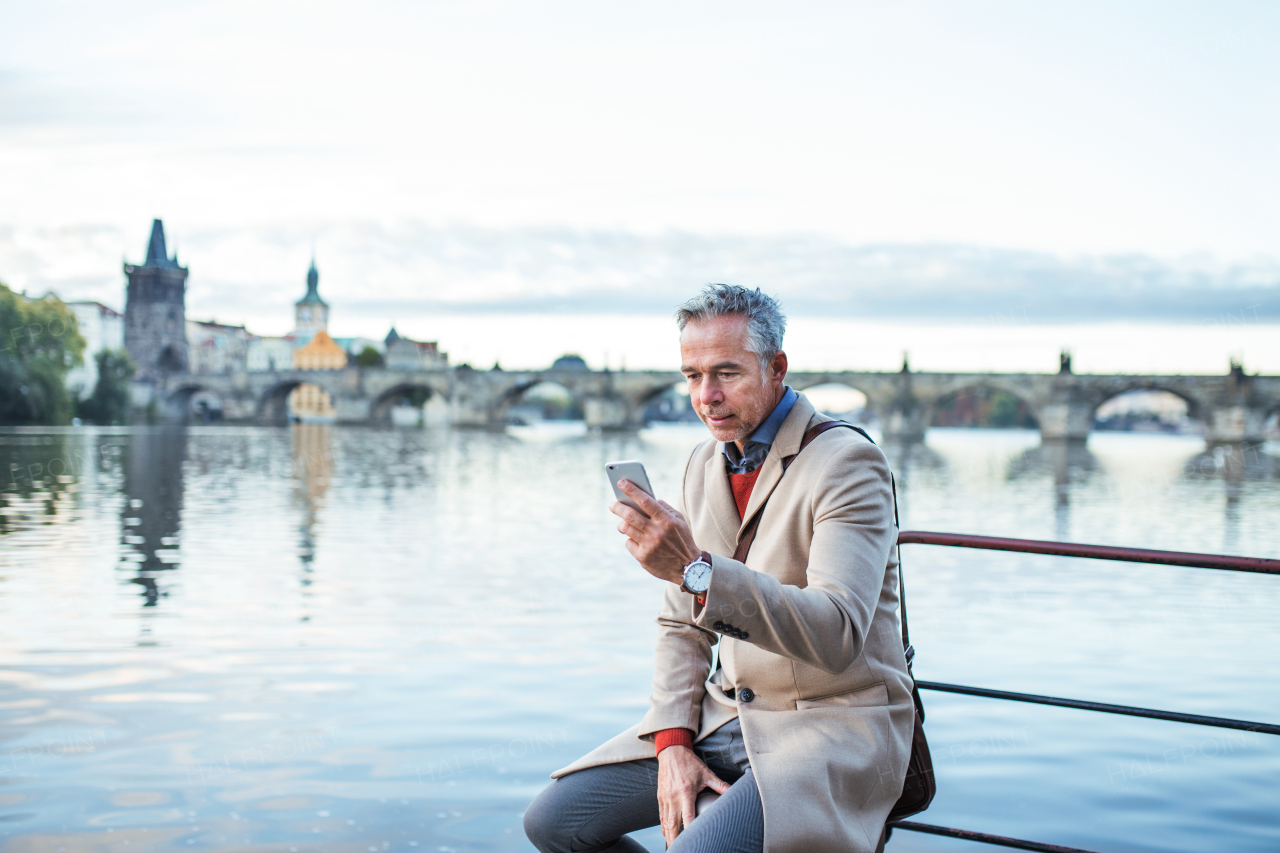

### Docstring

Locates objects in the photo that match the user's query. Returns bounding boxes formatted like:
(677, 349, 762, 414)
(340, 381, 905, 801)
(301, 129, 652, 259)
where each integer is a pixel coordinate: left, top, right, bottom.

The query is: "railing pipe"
(889, 821, 1100, 853)
(898, 531, 1280, 575)
(891, 530, 1279, 850)
(916, 681, 1280, 736)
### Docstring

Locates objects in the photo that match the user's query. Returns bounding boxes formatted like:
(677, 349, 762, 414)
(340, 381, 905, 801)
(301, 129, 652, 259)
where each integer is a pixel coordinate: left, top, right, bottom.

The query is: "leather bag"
(731, 420, 936, 822)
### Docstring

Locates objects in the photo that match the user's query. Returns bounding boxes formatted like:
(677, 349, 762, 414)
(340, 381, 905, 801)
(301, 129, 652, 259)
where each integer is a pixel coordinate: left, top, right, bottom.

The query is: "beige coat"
(554, 394, 914, 853)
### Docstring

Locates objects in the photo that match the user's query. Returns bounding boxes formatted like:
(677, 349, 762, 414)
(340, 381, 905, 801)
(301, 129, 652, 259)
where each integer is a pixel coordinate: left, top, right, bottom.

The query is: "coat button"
(739, 688, 755, 703)
(714, 621, 725, 631)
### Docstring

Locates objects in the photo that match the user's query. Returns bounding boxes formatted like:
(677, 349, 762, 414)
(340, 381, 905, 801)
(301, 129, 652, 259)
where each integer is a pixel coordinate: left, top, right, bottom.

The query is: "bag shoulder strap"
(730, 420, 913, 658)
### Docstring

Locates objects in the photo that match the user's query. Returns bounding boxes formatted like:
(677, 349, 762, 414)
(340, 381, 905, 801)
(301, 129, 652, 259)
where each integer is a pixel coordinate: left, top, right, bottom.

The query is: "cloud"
(1, 221, 1277, 332)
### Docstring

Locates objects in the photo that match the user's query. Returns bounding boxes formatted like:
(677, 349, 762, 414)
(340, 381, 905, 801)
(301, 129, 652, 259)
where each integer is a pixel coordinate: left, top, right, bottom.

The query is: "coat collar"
(721, 386, 798, 473)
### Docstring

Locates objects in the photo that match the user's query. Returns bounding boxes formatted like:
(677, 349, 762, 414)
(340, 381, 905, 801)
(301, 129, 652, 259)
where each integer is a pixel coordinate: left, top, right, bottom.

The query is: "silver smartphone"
(605, 460, 655, 517)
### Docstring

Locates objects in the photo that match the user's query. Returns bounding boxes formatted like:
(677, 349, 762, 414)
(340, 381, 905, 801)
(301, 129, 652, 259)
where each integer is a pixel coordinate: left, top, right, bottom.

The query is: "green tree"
(987, 391, 1021, 427)
(0, 283, 86, 425)
(356, 346, 384, 368)
(78, 349, 136, 425)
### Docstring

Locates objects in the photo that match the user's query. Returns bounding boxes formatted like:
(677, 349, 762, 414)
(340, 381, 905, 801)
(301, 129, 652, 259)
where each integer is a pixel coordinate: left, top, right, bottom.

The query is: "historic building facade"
(187, 319, 251, 375)
(65, 301, 124, 399)
(285, 263, 347, 421)
(244, 257, 344, 374)
(385, 327, 447, 370)
(292, 331, 347, 370)
(124, 219, 189, 383)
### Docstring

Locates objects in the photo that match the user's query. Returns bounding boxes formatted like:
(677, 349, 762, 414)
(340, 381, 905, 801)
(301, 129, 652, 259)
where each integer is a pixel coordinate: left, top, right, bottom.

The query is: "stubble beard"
(700, 403, 763, 444)
(701, 410, 744, 442)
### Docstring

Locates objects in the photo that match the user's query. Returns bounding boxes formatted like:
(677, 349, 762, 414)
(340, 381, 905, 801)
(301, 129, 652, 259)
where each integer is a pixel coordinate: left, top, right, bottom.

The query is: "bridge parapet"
(138, 364, 1278, 442)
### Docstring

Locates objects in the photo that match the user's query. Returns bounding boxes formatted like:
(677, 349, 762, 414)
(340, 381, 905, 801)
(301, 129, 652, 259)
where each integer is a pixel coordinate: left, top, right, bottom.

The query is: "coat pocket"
(795, 681, 889, 710)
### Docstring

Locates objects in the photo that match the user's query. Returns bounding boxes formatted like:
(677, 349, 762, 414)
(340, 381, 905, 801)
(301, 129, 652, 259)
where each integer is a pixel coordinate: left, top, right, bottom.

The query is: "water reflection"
(1, 425, 1278, 852)
(0, 432, 78, 534)
(291, 423, 333, 589)
(120, 428, 188, 606)
(1014, 440, 1097, 541)
(880, 438, 946, 522)
(1184, 442, 1280, 554)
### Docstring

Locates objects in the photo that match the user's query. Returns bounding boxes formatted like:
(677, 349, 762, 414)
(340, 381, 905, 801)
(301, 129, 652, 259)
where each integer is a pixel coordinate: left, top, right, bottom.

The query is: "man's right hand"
(656, 745, 731, 847)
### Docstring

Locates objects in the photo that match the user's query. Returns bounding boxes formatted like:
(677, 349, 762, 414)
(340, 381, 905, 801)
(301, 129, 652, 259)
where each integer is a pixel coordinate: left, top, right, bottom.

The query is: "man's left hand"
(611, 480, 702, 585)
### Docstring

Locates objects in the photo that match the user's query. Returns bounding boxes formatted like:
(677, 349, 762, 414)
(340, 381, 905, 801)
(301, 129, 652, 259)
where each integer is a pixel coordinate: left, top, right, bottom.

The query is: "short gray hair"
(675, 284, 787, 372)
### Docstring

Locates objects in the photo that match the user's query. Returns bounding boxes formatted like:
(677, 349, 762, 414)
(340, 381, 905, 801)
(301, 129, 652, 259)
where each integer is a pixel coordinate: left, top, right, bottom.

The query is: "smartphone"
(695, 790, 720, 816)
(605, 460, 655, 517)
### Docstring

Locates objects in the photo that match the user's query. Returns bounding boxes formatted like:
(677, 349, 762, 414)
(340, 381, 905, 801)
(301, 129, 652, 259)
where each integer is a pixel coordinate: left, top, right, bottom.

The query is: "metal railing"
(886, 531, 1280, 853)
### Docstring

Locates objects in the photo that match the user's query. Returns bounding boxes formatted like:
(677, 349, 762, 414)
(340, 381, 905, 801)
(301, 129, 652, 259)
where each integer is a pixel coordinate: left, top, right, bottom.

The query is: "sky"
(1, 0, 1278, 367)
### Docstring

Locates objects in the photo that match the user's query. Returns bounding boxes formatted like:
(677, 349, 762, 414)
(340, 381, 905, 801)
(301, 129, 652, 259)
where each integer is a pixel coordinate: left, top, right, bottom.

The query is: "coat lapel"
(703, 450, 740, 552)
(738, 394, 819, 538)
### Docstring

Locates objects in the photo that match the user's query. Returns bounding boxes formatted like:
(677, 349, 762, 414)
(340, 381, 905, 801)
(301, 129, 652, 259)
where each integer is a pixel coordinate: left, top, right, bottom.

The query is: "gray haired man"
(525, 285, 912, 853)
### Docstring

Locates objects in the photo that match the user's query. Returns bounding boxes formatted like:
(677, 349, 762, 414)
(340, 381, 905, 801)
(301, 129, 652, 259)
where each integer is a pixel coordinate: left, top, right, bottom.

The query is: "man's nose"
(697, 381, 724, 408)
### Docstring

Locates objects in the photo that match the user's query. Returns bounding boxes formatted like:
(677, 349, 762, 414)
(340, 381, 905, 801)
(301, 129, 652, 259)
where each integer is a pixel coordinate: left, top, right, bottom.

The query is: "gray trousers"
(524, 718, 763, 853)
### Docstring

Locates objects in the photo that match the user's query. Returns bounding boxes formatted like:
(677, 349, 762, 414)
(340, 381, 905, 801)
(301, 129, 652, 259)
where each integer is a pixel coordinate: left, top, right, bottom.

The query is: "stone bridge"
(154, 362, 1280, 444)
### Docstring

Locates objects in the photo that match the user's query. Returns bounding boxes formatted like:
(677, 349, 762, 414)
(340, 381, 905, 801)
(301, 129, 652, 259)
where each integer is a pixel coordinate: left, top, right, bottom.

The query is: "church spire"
(142, 219, 182, 269)
(293, 255, 329, 340)
(146, 219, 167, 264)
(297, 256, 327, 306)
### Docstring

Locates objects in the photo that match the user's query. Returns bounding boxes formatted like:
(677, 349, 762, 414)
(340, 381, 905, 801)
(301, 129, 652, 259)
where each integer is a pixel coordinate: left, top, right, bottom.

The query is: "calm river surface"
(1, 423, 1278, 853)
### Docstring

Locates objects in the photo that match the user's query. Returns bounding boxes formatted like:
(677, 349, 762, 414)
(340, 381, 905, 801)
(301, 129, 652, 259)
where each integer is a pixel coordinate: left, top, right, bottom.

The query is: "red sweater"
(656, 467, 760, 755)
(729, 468, 761, 519)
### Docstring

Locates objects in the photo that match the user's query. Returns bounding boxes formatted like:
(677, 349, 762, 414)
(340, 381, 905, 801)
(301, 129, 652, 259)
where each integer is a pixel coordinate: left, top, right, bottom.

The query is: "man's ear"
(770, 350, 788, 386)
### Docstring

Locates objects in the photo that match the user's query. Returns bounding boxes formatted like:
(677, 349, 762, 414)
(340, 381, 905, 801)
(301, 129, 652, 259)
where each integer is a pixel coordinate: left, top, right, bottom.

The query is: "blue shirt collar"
(722, 386, 798, 474)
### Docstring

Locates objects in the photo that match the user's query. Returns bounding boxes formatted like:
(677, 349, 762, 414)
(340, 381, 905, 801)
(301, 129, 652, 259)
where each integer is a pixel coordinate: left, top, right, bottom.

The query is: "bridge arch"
(789, 374, 899, 423)
(163, 383, 226, 423)
(1091, 387, 1204, 434)
(493, 379, 586, 425)
(794, 382, 869, 421)
(1087, 383, 1208, 424)
(630, 380, 695, 426)
(926, 382, 1040, 430)
(257, 380, 305, 425)
(369, 382, 449, 425)
(254, 373, 347, 424)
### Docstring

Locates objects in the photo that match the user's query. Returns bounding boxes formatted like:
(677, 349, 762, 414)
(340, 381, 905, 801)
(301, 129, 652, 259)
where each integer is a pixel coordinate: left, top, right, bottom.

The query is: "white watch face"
(684, 561, 712, 593)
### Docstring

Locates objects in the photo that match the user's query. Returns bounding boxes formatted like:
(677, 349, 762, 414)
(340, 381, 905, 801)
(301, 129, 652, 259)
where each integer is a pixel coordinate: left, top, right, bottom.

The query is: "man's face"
(680, 314, 787, 445)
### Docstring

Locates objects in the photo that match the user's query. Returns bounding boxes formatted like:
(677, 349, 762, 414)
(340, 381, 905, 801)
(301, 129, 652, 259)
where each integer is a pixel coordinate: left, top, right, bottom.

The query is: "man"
(524, 285, 914, 853)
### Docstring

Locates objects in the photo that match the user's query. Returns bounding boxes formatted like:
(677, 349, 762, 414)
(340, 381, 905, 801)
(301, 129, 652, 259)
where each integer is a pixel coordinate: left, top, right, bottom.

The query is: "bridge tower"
(882, 354, 927, 442)
(1038, 353, 1094, 441)
(293, 257, 328, 341)
(124, 219, 189, 383)
(1206, 360, 1269, 444)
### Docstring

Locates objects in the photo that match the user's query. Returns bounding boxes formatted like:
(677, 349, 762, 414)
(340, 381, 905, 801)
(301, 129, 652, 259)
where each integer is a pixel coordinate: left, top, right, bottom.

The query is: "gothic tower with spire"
(124, 219, 189, 383)
(293, 258, 328, 341)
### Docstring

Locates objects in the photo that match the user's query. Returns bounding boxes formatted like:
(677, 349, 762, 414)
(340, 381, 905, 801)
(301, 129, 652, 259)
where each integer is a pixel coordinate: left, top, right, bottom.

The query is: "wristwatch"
(681, 551, 713, 595)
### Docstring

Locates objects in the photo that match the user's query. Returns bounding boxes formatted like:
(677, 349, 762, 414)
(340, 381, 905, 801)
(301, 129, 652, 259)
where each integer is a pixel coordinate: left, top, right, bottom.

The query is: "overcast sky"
(2, 0, 1279, 346)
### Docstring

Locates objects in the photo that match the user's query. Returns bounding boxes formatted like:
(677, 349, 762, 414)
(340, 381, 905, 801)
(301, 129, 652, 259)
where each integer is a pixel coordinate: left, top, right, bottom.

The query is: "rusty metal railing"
(897, 530, 1280, 575)
(886, 531, 1280, 853)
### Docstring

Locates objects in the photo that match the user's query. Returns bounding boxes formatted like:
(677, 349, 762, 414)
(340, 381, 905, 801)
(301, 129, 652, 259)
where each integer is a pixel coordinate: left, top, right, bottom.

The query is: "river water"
(1, 423, 1278, 853)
